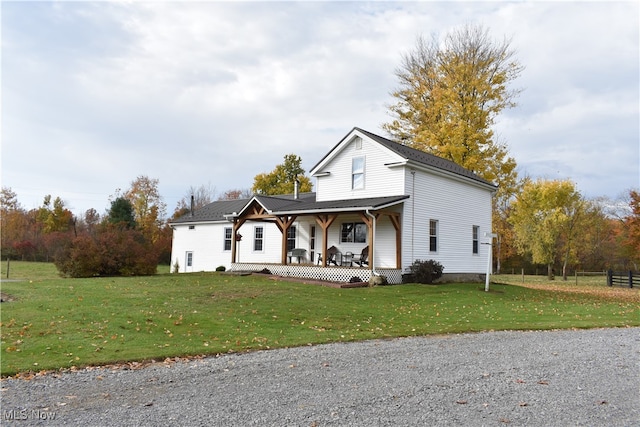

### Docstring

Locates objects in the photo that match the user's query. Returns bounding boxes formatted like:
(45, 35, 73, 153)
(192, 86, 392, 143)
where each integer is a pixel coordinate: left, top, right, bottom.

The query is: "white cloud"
(2, 1, 638, 215)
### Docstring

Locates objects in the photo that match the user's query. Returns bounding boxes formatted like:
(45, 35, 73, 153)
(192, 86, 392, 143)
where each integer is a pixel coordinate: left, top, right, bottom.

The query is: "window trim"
(472, 225, 479, 254)
(286, 226, 297, 251)
(352, 156, 365, 190)
(253, 226, 264, 252)
(429, 219, 438, 252)
(223, 227, 232, 251)
(341, 222, 367, 243)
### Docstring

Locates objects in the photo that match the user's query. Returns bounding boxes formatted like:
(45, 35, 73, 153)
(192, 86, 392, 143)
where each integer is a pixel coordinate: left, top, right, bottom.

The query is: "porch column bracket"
(275, 215, 298, 264)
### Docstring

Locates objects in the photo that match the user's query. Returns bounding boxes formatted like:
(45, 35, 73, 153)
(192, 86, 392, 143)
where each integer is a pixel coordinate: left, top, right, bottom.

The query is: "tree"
(124, 176, 166, 243)
(252, 154, 313, 196)
(618, 190, 640, 269)
(0, 187, 29, 259)
(218, 188, 253, 201)
(173, 183, 217, 219)
(509, 179, 585, 279)
(108, 197, 136, 228)
(383, 24, 522, 204)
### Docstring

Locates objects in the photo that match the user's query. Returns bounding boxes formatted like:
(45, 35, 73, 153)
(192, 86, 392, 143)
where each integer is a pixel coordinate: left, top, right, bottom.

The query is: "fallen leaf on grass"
(537, 380, 549, 385)
(456, 400, 468, 404)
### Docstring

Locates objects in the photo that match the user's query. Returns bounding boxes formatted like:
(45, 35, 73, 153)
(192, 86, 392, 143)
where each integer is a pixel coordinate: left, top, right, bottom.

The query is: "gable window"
(287, 226, 297, 251)
(354, 137, 362, 150)
(352, 157, 365, 190)
(472, 225, 479, 254)
(429, 220, 438, 252)
(188, 225, 195, 230)
(224, 227, 232, 251)
(341, 222, 367, 243)
(254, 226, 264, 251)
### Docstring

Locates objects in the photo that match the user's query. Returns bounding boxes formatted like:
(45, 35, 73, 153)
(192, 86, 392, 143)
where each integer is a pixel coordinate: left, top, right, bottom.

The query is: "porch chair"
(317, 245, 341, 266)
(353, 246, 369, 267)
(287, 248, 307, 264)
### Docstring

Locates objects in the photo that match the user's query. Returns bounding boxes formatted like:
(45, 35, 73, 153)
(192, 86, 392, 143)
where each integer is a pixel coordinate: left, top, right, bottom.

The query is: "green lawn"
(1, 262, 638, 376)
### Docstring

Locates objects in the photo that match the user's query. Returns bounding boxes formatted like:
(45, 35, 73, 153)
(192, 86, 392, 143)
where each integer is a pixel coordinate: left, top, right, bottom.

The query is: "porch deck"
(230, 262, 403, 284)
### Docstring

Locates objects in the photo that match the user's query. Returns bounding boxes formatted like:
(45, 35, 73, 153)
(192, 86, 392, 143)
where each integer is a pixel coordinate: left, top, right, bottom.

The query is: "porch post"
(275, 215, 297, 265)
(387, 213, 402, 269)
(360, 212, 374, 271)
(315, 214, 337, 267)
(231, 218, 247, 264)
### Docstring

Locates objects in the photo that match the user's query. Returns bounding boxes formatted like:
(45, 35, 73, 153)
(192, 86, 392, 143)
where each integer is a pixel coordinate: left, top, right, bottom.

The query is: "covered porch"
(226, 194, 409, 284)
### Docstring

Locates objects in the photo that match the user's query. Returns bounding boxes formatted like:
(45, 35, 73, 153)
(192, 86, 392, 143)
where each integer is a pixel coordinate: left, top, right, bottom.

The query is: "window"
(354, 137, 362, 150)
(188, 225, 195, 230)
(472, 226, 479, 254)
(224, 227, 232, 251)
(341, 222, 367, 243)
(352, 157, 365, 190)
(429, 220, 438, 252)
(287, 226, 297, 251)
(186, 251, 193, 267)
(254, 226, 264, 251)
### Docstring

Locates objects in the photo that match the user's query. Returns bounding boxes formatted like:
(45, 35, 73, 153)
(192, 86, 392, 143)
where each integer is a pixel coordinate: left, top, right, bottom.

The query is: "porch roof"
(170, 193, 409, 224)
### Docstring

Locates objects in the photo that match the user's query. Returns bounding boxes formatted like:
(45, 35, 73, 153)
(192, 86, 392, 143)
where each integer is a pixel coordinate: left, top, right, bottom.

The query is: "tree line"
(0, 154, 310, 277)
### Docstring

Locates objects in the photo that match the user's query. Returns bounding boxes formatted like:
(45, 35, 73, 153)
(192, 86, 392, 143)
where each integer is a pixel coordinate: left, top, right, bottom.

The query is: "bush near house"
(54, 226, 158, 277)
(408, 259, 444, 284)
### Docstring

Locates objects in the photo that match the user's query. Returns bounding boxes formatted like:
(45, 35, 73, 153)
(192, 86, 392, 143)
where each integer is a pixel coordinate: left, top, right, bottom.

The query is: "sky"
(2, 1, 638, 218)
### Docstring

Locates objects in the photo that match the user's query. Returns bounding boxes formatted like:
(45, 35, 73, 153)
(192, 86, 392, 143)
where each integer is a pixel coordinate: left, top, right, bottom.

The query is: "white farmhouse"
(170, 127, 496, 284)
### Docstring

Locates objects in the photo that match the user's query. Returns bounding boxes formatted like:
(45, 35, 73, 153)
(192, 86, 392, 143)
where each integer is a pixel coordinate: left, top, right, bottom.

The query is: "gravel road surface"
(2, 328, 638, 426)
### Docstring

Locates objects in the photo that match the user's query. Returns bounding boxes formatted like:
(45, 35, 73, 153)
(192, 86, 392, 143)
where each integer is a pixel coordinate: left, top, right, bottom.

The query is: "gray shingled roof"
(170, 198, 249, 223)
(355, 128, 493, 186)
(171, 193, 409, 224)
(311, 127, 495, 187)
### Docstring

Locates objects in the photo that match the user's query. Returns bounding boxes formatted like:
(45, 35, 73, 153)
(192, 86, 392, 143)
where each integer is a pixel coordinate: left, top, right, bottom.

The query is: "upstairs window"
(429, 220, 438, 252)
(352, 157, 365, 190)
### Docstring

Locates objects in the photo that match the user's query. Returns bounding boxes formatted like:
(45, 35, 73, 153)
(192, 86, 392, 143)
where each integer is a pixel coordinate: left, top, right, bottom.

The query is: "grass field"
(1, 262, 638, 376)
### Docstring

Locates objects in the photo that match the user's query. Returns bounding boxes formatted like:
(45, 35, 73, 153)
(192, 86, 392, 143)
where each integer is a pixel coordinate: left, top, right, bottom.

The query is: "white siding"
(170, 222, 234, 272)
(315, 136, 405, 202)
(401, 169, 492, 273)
(171, 219, 322, 272)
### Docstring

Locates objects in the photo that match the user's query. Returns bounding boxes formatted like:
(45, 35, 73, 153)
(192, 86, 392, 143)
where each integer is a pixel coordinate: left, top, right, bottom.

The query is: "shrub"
(216, 265, 226, 272)
(54, 226, 159, 278)
(408, 259, 444, 284)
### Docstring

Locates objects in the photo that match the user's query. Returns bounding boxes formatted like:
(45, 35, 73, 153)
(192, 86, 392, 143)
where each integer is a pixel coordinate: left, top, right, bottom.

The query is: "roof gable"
(310, 127, 495, 188)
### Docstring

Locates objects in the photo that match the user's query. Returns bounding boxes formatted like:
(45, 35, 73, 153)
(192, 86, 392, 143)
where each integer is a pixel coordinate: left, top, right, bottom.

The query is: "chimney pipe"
(190, 195, 195, 216)
(294, 179, 299, 200)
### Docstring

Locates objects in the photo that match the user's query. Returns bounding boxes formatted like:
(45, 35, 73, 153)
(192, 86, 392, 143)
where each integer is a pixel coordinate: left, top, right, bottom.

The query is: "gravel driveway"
(2, 328, 638, 426)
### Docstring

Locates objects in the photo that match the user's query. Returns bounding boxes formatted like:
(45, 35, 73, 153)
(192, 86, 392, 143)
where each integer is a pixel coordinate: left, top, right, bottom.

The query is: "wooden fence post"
(607, 269, 613, 286)
(629, 270, 634, 288)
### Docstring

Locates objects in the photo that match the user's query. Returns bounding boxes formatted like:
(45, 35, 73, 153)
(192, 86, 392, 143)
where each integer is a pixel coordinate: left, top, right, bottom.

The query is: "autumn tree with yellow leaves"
(384, 24, 522, 205)
(252, 154, 313, 196)
(508, 179, 587, 280)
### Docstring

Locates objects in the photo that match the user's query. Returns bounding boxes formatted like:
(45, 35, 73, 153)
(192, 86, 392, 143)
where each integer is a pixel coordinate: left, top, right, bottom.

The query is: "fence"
(606, 270, 638, 288)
